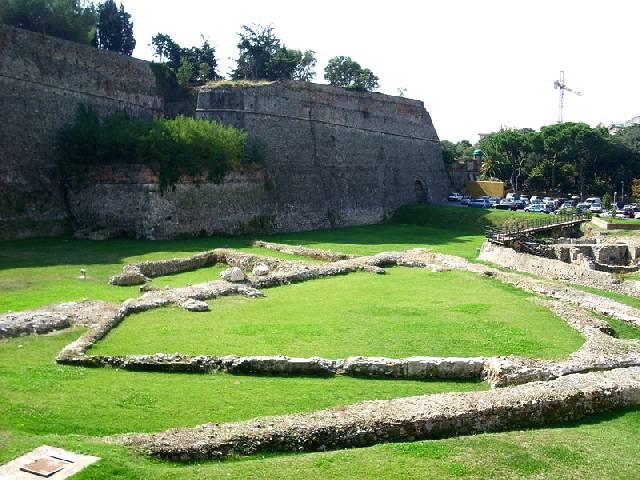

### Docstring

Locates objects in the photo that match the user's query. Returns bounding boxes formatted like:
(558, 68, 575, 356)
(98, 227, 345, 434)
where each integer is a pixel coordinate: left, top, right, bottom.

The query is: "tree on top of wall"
(95, 0, 136, 55)
(150, 33, 219, 84)
(232, 24, 317, 81)
(0, 0, 97, 44)
(324, 56, 379, 92)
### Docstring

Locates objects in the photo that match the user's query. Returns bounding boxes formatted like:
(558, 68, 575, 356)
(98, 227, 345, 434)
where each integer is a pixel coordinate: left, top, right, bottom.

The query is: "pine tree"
(96, 0, 135, 55)
(119, 3, 135, 56)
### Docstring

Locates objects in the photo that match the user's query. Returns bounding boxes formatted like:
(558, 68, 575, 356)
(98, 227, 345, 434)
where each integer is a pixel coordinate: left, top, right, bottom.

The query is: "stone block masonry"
(0, 25, 163, 239)
(119, 367, 640, 461)
(1, 27, 449, 239)
(68, 81, 449, 238)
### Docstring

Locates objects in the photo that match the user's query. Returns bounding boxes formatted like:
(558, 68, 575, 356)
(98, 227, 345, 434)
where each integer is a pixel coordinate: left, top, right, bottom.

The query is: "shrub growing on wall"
(59, 106, 263, 191)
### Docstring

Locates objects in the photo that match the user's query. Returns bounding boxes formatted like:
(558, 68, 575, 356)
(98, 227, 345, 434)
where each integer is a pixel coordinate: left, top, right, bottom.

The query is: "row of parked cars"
(447, 192, 604, 214)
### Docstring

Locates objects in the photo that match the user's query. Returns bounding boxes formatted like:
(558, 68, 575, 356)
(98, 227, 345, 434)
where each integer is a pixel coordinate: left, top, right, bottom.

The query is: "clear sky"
(124, 0, 640, 143)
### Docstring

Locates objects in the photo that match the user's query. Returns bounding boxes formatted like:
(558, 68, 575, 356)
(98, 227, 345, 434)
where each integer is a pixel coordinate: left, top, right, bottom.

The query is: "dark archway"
(414, 179, 428, 202)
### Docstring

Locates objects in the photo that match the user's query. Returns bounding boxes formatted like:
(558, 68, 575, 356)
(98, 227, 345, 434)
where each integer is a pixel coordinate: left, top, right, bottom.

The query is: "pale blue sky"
(125, 0, 640, 142)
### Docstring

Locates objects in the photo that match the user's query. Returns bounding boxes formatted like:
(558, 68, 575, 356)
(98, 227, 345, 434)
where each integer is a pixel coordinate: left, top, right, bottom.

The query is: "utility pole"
(621, 181, 625, 206)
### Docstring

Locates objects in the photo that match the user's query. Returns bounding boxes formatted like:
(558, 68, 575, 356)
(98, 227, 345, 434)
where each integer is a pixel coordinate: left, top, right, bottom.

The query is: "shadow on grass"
(0, 204, 522, 270)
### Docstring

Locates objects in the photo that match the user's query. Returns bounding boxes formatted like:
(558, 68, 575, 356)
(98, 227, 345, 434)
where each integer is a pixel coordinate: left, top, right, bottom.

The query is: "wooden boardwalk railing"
(485, 212, 590, 244)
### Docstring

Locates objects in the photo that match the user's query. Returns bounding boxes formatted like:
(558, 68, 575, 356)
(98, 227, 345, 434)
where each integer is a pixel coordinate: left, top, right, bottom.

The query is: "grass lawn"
(572, 284, 640, 310)
(0, 204, 539, 313)
(0, 332, 638, 479)
(1, 204, 637, 479)
(594, 314, 640, 340)
(91, 268, 584, 360)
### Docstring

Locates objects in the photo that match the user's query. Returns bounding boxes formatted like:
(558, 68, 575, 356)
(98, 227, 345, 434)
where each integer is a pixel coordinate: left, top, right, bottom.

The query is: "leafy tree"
(150, 33, 219, 84)
(324, 56, 379, 92)
(95, 0, 135, 55)
(151, 33, 182, 68)
(441, 140, 456, 166)
(0, 0, 97, 44)
(232, 24, 316, 81)
(232, 24, 280, 80)
(632, 178, 640, 201)
(478, 129, 531, 192)
(176, 57, 194, 87)
(293, 49, 316, 81)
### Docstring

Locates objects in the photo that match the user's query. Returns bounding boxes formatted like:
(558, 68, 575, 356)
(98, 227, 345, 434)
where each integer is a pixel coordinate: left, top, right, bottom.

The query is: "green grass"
(91, 268, 583, 360)
(594, 313, 640, 340)
(1, 204, 636, 479)
(571, 284, 640, 310)
(0, 332, 485, 437)
(2, 408, 639, 479)
(0, 204, 537, 313)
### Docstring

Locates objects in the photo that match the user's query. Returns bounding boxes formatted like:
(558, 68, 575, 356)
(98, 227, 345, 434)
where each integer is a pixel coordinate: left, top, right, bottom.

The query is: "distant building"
(449, 149, 483, 192)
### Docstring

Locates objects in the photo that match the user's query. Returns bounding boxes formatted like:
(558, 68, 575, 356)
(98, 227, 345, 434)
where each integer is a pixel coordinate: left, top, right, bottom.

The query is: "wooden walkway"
(486, 213, 590, 244)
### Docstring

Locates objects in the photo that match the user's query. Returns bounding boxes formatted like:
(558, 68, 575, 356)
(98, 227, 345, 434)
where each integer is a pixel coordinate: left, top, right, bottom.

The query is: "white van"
(585, 197, 601, 205)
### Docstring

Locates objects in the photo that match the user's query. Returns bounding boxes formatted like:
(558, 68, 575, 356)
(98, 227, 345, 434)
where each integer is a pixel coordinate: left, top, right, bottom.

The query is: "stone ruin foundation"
(2, 241, 640, 461)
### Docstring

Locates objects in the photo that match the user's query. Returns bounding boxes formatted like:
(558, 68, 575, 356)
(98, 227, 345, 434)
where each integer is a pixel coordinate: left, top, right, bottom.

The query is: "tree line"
(0, 2, 380, 91)
(443, 123, 640, 198)
(0, 0, 136, 55)
(150, 23, 379, 91)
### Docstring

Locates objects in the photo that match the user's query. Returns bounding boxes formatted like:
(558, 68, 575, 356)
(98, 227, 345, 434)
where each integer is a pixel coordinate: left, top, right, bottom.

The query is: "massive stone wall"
(0, 25, 163, 239)
(196, 81, 448, 233)
(1, 26, 448, 239)
(70, 81, 448, 238)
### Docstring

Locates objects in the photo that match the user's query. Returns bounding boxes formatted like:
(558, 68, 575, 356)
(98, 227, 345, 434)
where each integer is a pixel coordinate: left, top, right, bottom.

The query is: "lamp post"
(621, 181, 625, 206)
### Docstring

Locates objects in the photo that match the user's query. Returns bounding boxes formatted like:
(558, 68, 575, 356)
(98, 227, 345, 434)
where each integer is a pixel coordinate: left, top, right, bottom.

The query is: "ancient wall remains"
(1, 27, 449, 239)
(69, 81, 448, 238)
(195, 81, 448, 233)
(0, 25, 163, 239)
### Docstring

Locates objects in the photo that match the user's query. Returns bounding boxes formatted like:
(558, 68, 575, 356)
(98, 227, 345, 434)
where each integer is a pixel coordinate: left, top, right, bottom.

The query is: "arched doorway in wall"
(414, 179, 428, 203)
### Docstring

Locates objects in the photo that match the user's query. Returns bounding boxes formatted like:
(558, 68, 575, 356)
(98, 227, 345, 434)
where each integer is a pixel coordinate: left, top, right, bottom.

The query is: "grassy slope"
(0, 204, 537, 312)
(1, 204, 637, 478)
(91, 268, 583, 360)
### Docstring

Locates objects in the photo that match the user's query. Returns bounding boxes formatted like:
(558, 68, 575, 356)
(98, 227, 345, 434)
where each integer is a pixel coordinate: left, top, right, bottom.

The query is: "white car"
(448, 192, 464, 202)
(590, 203, 603, 213)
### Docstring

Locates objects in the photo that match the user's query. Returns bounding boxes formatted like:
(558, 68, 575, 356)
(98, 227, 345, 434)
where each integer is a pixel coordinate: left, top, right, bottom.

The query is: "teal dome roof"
(472, 149, 483, 157)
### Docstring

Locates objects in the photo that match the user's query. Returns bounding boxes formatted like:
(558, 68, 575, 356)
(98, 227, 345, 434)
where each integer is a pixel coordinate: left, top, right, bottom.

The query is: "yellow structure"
(465, 180, 505, 198)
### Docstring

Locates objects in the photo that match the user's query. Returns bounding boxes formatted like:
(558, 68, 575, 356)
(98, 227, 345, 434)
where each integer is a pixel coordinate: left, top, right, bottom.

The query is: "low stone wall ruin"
(479, 241, 640, 296)
(5, 242, 640, 461)
(118, 366, 640, 461)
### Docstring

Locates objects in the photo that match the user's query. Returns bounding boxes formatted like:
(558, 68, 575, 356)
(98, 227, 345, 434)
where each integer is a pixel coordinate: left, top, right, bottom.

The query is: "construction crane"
(553, 70, 583, 123)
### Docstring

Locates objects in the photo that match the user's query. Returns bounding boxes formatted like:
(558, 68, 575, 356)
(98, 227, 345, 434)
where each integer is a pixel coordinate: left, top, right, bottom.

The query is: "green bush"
(59, 107, 263, 191)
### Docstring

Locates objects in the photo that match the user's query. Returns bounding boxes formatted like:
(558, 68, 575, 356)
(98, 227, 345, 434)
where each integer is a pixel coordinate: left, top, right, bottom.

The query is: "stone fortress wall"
(0, 26, 449, 240)
(0, 25, 163, 239)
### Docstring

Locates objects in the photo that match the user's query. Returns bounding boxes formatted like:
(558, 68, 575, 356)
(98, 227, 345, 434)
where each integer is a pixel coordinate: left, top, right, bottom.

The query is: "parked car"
(524, 204, 549, 214)
(555, 203, 575, 214)
(585, 197, 601, 206)
(590, 203, 603, 214)
(469, 198, 492, 208)
(576, 202, 591, 213)
(513, 199, 526, 210)
(448, 192, 464, 202)
(495, 199, 515, 210)
(460, 196, 472, 206)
